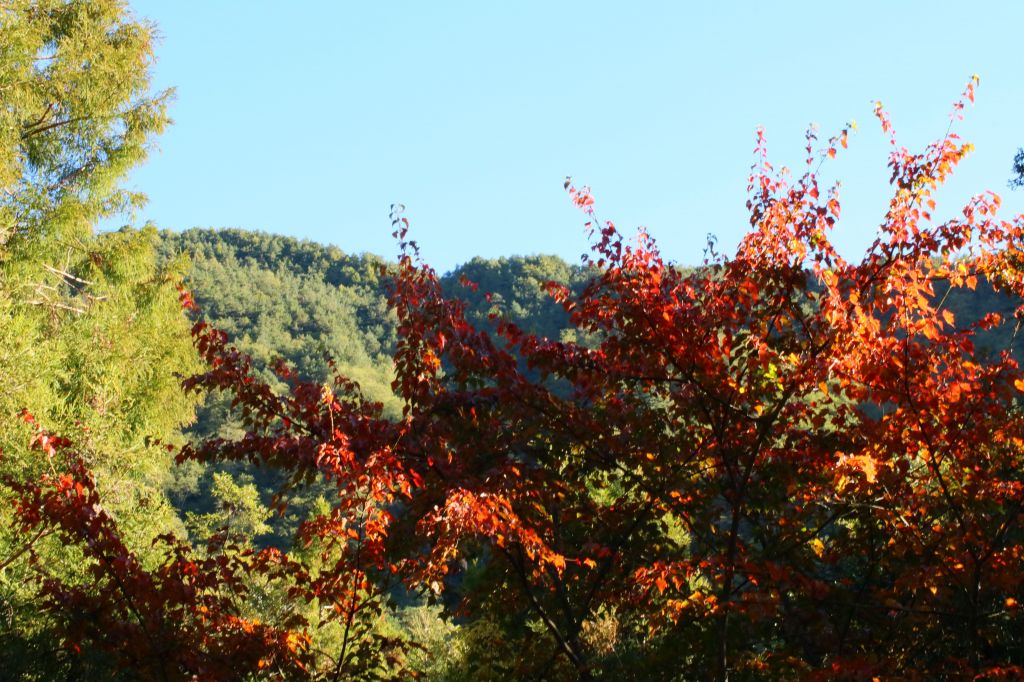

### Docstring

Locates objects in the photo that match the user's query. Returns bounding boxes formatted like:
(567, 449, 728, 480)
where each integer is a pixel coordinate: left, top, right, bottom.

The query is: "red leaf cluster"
(8, 80, 1024, 679)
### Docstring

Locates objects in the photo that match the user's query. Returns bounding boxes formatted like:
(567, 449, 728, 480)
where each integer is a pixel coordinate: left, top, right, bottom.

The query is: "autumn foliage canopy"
(8, 78, 1024, 679)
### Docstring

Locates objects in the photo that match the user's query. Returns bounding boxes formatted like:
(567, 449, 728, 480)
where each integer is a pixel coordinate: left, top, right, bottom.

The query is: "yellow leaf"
(810, 538, 824, 558)
(849, 454, 878, 483)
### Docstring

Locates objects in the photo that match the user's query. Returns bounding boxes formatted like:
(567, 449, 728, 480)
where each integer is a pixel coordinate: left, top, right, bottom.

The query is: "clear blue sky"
(124, 0, 1024, 274)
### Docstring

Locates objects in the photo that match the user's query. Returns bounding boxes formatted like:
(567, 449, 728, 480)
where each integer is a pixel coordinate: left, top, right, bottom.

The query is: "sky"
(122, 1, 1024, 274)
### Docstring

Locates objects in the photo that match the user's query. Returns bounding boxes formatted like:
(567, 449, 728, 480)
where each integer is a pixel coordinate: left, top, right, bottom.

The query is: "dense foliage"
(3, 2, 1024, 680)
(0, 1, 199, 677)
(155, 229, 593, 552)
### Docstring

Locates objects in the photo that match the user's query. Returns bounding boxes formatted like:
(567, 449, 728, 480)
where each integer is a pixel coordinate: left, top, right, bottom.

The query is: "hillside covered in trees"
(156, 228, 598, 414)
(160, 226, 1024, 436)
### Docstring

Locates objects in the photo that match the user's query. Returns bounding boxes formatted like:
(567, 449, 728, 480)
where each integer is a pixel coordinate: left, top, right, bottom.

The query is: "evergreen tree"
(0, 2, 198, 676)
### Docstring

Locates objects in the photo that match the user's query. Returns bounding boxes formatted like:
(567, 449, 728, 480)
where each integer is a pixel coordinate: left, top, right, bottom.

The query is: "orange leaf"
(848, 454, 878, 484)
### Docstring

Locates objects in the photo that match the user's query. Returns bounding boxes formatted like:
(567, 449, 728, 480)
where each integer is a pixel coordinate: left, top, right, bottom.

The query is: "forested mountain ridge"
(156, 228, 597, 396)
(160, 226, 1024, 388)
(157, 228, 398, 412)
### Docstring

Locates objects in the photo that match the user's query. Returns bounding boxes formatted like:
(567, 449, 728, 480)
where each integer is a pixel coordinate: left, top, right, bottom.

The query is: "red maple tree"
(7, 78, 1024, 680)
